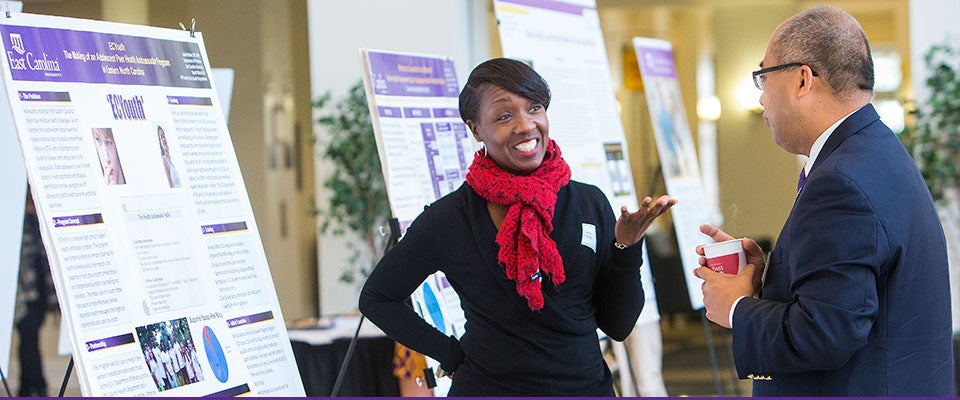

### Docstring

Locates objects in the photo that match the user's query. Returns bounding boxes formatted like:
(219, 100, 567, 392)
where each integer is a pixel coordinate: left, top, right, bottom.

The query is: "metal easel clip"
(179, 18, 196, 38)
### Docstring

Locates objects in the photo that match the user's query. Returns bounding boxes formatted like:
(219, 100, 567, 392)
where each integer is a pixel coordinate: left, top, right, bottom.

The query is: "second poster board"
(493, 0, 660, 320)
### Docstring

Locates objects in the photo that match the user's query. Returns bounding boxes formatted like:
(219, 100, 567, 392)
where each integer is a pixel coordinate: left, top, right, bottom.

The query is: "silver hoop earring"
(475, 142, 487, 158)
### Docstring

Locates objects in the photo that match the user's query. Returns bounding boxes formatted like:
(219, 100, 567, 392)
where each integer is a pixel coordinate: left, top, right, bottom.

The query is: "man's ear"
(796, 66, 815, 97)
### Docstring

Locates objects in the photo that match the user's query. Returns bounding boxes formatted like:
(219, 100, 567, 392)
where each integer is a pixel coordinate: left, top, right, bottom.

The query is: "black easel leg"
(330, 316, 364, 396)
(0, 362, 11, 397)
(58, 356, 73, 397)
(701, 309, 723, 396)
(330, 218, 401, 397)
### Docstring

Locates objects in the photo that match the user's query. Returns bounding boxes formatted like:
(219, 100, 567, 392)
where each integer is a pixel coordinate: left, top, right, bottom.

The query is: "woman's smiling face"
(467, 84, 549, 175)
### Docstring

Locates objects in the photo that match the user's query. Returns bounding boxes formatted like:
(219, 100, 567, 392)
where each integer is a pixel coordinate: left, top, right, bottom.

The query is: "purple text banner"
(0, 24, 210, 88)
(635, 46, 677, 79)
(366, 51, 459, 98)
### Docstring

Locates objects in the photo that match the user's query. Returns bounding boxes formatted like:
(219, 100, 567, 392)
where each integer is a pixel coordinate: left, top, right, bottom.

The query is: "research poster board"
(57, 67, 237, 358)
(0, 12, 304, 396)
(360, 48, 469, 396)
(0, 0, 25, 379)
(633, 37, 712, 309)
(493, 0, 659, 323)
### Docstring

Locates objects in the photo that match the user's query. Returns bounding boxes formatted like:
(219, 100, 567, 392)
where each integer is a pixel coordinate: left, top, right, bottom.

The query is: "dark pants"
(16, 301, 48, 397)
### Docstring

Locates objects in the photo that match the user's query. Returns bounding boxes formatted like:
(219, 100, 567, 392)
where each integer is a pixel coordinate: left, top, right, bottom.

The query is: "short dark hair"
(459, 58, 551, 123)
(772, 5, 874, 100)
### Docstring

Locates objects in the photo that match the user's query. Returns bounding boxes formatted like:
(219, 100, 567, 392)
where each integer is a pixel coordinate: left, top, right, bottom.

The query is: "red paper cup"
(702, 239, 746, 274)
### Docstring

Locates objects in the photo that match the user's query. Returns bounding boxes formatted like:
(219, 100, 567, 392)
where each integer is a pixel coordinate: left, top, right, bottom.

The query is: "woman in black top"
(359, 58, 676, 396)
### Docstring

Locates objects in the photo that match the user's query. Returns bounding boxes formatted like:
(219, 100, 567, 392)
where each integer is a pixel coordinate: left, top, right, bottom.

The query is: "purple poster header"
(201, 221, 248, 235)
(636, 46, 677, 78)
(85, 333, 135, 352)
(378, 106, 402, 118)
(226, 311, 275, 328)
(0, 24, 211, 88)
(432, 108, 460, 118)
(167, 96, 212, 106)
(497, 0, 595, 15)
(53, 213, 103, 227)
(206, 384, 251, 397)
(367, 51, 459, 98)
(18, 90, 70, 102)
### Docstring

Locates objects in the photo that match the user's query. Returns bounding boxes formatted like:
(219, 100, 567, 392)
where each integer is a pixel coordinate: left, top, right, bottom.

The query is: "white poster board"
(493, 0, 659, 323)
(58, 68, 236, 358)
(360, 48, 469, 396)
(633, 37, 712, 309)
(0, 0, 24, 380)
(0, 13, 303, 396)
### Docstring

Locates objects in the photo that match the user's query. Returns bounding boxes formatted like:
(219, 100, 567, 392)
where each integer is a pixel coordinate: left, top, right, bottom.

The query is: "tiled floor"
(657, 311, 751, 397)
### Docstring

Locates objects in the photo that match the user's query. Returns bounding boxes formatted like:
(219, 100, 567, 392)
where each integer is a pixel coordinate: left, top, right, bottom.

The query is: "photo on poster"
(135, 317, 204, 392)
(156, 125, 180, 188)
(648, 79, 697, 179)
(91, 127, 127, 185)
(603, 142, 631, 196)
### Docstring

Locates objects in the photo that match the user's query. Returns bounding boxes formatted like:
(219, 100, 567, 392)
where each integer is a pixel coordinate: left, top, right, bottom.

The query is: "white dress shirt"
(727, 110, 857, 328)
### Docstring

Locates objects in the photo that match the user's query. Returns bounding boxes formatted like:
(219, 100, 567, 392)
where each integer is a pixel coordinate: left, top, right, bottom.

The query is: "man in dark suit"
(694, 5, 954, 396)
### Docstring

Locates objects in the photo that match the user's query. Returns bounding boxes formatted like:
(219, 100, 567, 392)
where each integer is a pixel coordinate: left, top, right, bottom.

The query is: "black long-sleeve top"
(359, 181, 645, 396)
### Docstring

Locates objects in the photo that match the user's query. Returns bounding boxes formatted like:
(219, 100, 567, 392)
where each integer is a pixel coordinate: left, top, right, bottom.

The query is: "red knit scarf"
(465, 140, 571, 310)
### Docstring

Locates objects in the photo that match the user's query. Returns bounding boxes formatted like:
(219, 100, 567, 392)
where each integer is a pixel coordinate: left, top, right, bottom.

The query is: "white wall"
(910, 0, 960, 104)
(306, 0, 491, 315)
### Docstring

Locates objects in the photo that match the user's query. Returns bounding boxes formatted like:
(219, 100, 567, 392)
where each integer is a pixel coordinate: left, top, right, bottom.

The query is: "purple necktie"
(797, 169, 807, 192)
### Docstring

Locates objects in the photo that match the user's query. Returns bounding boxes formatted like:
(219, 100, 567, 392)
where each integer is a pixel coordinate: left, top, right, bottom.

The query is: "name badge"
(581, 223, 596, 253)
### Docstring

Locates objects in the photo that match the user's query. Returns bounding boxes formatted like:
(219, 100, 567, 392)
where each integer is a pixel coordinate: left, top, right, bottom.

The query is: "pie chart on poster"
(203, 326, 229, 383)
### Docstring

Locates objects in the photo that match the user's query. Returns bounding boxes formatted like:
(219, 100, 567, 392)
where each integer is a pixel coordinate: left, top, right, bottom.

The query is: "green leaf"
(902, 39, 960, 204)
(313, 81, 392, 284)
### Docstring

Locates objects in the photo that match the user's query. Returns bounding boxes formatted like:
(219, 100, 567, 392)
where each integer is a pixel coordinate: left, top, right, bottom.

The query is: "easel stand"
(699, 308, 742, 396)
(330, 218, 401, 397)
(1, 361, 11, 396)
(58, 356, 73, 397)
(701, 309, 724, 395)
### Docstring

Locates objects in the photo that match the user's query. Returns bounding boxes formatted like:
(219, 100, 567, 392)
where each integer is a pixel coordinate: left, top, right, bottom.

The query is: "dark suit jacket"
(732, 104, 954, 396)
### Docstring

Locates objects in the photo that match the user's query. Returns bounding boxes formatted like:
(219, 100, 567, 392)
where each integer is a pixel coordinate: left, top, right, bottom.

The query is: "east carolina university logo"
(9, 33, 24, 54)
(6, 32, 62, 73)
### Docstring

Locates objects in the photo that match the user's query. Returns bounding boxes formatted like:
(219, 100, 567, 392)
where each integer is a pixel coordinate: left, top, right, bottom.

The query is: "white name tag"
(581, 223, 597, 252)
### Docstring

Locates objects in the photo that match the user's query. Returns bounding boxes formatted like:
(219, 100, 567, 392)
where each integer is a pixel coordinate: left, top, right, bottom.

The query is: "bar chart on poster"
(0, 12, 304, 396)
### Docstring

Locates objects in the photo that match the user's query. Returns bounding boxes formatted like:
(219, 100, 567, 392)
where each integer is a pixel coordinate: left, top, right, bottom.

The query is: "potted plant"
(900, 41, 960, 203)
(312, 81, 391, 284)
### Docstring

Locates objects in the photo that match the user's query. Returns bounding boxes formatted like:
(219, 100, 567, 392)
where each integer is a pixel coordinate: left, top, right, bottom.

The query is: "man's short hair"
(771, 5, 874, 101)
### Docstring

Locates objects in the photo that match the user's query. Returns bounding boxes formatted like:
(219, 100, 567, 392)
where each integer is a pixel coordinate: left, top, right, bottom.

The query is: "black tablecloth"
(291, 337, 400, 396)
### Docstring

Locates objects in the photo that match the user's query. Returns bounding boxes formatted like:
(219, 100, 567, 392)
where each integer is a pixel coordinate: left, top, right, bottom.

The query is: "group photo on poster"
(135, 317, 204, 392)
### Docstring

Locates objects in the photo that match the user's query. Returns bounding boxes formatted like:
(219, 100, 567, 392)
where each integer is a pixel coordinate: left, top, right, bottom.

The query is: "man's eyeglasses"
(752, 62, 818, 90)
